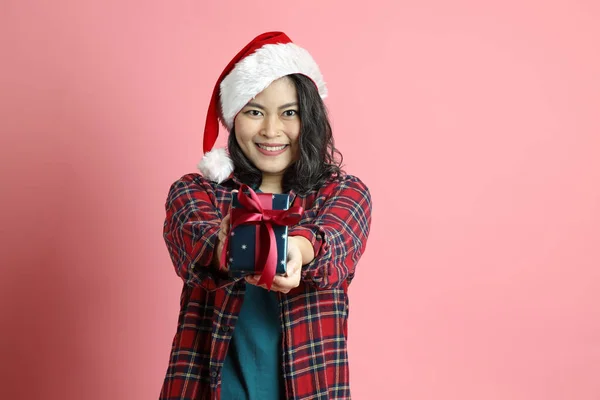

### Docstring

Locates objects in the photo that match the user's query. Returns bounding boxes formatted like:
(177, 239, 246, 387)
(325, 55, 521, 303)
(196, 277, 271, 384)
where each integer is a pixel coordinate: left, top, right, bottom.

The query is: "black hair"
(227, 73, 343, 195)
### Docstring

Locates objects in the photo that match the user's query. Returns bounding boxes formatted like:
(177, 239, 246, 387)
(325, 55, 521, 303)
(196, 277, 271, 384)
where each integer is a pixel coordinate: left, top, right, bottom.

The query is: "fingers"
(244, 275, 275, 292)
(275, 263, 301, 284)
(284, 249, 302, 277)
(222, 214, 231, 225)
(218, 214, 231, 242)
(219, 190, 235, 240)
(216, 190, 238, 270)
(219, 189, 237, 242)
(217, 225, 227, 243)
(245, 261, 301, 293)
(245, 272, 298, 294)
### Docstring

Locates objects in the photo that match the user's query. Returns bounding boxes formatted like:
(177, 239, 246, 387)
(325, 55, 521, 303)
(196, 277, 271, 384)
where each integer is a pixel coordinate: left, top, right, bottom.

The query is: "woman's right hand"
(214, 189, 237, 270)
(214, 213, 231, 270)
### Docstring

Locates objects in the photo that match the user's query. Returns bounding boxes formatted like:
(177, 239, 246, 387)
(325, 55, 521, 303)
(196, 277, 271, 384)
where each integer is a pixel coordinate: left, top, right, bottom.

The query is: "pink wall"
(1, 1, 599, 399)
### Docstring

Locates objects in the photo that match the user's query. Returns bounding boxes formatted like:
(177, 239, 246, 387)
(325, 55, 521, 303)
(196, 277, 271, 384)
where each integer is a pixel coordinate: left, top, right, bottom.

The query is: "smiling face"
(233, 77, 301, 184)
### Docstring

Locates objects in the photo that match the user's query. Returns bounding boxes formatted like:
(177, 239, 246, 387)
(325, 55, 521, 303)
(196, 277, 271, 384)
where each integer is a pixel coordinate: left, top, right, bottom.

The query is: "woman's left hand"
(245, 236, 303, 293)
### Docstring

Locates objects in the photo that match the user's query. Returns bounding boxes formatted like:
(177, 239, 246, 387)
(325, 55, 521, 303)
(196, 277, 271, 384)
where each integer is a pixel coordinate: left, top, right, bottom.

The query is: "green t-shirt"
(221, 283, 285, 400)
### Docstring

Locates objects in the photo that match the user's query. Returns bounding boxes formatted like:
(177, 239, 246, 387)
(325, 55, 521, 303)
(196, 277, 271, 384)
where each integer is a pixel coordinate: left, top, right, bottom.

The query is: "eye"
(245, 110, 263, 117)
(283, 110, 298, 117)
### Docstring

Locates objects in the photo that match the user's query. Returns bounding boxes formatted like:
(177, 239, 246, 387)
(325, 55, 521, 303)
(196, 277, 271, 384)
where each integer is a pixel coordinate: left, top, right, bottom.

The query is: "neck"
(259, 174, 283, 194)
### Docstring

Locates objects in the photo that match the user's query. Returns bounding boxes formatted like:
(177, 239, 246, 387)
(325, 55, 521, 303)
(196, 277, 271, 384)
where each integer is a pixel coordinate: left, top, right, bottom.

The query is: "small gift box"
(225, 185, 303, 289)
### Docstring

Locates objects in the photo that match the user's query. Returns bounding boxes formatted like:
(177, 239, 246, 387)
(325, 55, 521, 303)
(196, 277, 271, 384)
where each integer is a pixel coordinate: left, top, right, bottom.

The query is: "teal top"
(221, 284, 284, 399)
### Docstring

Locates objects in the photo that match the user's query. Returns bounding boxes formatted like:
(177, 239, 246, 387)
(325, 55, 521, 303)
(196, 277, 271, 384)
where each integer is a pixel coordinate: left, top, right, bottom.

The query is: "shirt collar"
(220, 172, 302, 202)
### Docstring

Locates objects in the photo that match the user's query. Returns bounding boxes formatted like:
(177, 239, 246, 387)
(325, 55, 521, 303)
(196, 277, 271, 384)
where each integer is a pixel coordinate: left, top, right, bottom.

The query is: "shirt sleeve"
(163, 173, 239, 291)
(288, 175, 372, 289)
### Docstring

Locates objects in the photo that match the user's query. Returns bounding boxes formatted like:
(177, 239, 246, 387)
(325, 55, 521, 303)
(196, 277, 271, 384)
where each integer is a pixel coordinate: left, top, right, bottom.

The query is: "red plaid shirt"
(160, 172, 372, 400)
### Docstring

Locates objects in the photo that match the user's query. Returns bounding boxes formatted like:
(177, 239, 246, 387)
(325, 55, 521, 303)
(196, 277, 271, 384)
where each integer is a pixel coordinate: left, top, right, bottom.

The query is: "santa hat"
(197, 31, 328, 183)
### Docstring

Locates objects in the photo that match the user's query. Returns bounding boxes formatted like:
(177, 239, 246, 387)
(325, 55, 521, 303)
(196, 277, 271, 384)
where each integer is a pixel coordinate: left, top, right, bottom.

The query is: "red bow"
(220, 185, 303, 289)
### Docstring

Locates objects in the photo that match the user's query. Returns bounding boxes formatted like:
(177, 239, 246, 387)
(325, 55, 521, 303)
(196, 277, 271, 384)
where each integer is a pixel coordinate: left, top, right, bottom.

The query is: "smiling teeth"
(257, 144, 286, 151)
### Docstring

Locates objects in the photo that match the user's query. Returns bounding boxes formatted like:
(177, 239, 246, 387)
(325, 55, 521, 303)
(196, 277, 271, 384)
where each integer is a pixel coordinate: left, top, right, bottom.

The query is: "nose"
(260, 115, 282, 138)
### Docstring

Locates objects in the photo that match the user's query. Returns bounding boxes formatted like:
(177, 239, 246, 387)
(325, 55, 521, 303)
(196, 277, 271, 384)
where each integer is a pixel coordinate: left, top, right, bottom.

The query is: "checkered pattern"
(160, 172, 372, 399)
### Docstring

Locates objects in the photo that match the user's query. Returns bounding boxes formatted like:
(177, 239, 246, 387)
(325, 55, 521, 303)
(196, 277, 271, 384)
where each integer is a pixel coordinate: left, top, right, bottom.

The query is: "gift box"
(225, 185, 303, 288)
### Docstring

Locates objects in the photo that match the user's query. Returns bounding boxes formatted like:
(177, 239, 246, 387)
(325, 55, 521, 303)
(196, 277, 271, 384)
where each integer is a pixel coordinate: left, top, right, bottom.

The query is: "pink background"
(1, 1, 599, 399)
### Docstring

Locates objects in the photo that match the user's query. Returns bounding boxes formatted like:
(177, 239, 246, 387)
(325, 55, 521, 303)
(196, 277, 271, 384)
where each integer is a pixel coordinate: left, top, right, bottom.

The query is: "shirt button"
(221, 325, 230, 332)
(210, 371, 218, 378)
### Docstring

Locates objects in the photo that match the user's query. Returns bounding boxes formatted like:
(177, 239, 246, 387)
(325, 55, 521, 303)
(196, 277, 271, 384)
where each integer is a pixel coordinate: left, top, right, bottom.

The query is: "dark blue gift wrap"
(227, 192, 291, 277)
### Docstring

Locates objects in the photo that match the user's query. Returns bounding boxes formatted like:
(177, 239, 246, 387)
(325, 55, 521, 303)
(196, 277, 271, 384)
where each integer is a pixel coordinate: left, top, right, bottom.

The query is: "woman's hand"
(213, 213, 231, 271)
(213, 190, 238, 270)
(245, 236, 303, 293)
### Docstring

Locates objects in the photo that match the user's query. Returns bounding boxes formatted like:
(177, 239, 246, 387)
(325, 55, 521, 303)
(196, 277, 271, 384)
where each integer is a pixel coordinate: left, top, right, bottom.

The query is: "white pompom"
(197, 147, 234, 183)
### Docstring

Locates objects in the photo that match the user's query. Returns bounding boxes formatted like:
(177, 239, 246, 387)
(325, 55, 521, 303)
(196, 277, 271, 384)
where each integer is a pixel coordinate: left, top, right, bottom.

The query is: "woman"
(161, 32, 372, 400)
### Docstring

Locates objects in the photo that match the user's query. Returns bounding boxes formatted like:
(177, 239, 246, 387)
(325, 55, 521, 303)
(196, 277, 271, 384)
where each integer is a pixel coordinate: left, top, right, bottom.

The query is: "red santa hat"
(197, 31, 328, 182)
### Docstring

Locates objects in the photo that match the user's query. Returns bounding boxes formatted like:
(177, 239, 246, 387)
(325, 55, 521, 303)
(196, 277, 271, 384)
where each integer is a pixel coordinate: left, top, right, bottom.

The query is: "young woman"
(160, 32, 372, 400)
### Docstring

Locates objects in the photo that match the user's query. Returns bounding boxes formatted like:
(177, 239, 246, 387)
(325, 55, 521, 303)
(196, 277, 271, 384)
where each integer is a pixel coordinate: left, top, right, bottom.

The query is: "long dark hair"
(227, 74, 343, 195)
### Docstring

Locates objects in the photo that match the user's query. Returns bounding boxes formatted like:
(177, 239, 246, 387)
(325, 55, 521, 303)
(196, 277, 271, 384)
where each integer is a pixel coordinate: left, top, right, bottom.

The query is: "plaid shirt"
(160, 172, 372, 400)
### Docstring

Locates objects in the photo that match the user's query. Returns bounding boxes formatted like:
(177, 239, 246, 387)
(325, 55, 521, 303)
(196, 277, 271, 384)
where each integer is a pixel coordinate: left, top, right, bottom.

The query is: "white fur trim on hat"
(219, 42, 327, 130)
(197, 147, 234, 183)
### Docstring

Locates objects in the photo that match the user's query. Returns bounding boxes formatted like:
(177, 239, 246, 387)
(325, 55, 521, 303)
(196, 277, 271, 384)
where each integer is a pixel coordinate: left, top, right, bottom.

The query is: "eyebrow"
(245, 102, 298, 110)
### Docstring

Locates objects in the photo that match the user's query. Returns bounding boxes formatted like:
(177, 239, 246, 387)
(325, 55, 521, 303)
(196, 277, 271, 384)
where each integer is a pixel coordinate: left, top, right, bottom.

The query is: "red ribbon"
(220, 185, 303, 290)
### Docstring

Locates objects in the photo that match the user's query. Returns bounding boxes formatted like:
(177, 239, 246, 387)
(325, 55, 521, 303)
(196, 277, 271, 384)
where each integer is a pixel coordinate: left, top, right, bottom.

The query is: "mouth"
(256, 143, 289, 152)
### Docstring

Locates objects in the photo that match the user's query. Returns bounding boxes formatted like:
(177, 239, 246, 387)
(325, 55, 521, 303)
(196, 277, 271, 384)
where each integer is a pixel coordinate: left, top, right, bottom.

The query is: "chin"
(253, 160, 292, 174)
(258, 167, 287, 176)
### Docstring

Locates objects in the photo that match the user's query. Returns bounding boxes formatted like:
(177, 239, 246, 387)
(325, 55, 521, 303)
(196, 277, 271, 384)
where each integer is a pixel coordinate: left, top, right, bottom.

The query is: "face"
(234, 77, 301, 180)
